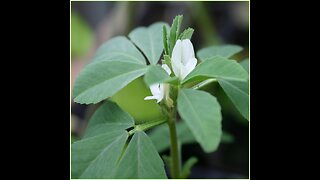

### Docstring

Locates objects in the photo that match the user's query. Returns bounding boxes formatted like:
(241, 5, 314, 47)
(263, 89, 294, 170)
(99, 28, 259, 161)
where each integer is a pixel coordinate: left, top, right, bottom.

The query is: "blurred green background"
(71, 1, 249, 178)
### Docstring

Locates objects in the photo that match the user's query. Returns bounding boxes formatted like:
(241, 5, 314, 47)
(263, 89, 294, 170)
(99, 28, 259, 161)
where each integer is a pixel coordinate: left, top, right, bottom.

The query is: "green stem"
(128, 119, 167, 136)
(168, 109, 181, 178)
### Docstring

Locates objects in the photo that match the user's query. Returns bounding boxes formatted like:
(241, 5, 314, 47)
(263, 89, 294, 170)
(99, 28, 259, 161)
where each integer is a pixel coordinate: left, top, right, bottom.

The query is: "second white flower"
(171, 39, 197, 80)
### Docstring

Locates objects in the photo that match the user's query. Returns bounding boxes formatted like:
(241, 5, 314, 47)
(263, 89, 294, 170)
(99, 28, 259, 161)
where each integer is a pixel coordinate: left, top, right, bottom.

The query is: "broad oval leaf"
(129, 22, 169, 65)
(71, 130, 128, 179)
(177, 89, 222, 153)
(93, 36, 146, 65)
(182, 56, 248, 84)
(144, 65, 171, 86)
(197, 45, 243, 60)
(73, 61, 148, 104)
(112, 131, 167, 178)
(83, 101, 135, 138)
(218, 78, 249, 120)
(72, 100, 167, 179)
(240, 58, 249, 72)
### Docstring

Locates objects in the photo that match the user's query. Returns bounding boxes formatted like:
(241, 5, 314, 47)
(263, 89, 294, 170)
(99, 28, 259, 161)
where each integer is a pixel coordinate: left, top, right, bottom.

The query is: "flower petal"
(149, 84, 161, 96)
(144, 96, 158, 100)
(161, 64, 171, 75)
(183, 57, 197, 78)
(145, 83, 165, 103)
(156, 97, 163, 103)
(181, 39, 195, 65)
(171, 40, 182, 78)
(159, 84, 165, 100)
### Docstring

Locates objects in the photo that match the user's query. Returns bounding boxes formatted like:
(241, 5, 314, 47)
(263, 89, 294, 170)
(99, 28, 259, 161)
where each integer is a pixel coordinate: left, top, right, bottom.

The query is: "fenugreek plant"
(71, 15, 249, 179)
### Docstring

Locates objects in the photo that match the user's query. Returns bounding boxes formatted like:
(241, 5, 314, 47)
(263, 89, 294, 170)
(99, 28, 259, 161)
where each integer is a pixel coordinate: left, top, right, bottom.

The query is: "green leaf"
(217, 78, 249, 120)
(83, 101, 135, 138)
(112, 131, 167, 178)
(72, 100, 167, 178)
(73, 61, 148, 104)
(180, 157, 198, 178)
(71, 130, 128, 178)
(72, 101, 134, 178)
(163, 25, 169, 55)
(162, 155, 172, 171)
(182, 56, 248, 84)
(129, 22, 169, 65)
(169, 15, 183, 56)
(240, 58, 249, 72)
(176, 15, 183, 40)
(143, 65, 179, 86)
(144, 65, 171, 86)
(177, 89, 222, 153)
(179, 27, 194, 40)
(93, 36, 146, 65)
(111, 77, 163, 124)
(164, 77, 180, 85)
(197, 45, 243, 60)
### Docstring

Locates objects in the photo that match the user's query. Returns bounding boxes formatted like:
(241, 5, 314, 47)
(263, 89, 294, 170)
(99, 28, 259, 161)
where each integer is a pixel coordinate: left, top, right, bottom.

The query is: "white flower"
(144, 64, 171, 103)
(171, 39, 197, 80)
(161, 64, 171, 75)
